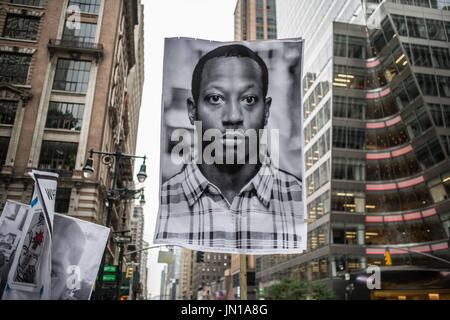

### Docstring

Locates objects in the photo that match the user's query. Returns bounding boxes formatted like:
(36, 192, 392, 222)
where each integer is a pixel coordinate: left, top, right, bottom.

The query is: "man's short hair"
(191, 44, 269, 104)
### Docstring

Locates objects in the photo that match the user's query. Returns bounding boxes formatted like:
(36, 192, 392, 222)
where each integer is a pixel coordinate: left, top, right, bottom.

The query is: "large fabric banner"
(154, 38, 306, 254)
(2, 171, 58, 300)
(51, 213, 109, 300)
(1, 174, 110, 300)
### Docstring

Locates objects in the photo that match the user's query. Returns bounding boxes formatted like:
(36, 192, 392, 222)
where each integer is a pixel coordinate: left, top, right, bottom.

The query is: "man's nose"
(222, 100, 244, 128)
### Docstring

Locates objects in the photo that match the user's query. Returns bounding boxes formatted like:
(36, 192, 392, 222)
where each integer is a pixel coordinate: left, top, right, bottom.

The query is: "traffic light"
(384, 249, 393, 266)
(196, 251, 205, 263)
(126, 267, 133, 279)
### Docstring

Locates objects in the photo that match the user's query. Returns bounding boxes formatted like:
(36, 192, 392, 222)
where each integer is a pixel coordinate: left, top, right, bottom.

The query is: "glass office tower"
(256, 0, 450, 300)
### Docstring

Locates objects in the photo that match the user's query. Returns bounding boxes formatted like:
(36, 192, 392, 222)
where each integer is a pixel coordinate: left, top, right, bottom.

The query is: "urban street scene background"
(1, 0, 450, 301)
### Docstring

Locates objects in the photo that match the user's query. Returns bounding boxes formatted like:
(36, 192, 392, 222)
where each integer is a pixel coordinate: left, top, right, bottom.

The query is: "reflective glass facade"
(257, 0, 450, 300)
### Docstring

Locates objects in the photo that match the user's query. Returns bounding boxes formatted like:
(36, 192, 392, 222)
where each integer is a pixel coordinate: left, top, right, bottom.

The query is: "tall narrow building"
(257, 0, 450, 300)
(234, 0, 277, 41)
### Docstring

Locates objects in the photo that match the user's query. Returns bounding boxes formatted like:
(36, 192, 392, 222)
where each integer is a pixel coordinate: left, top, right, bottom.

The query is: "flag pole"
(239, 254, 247, 300)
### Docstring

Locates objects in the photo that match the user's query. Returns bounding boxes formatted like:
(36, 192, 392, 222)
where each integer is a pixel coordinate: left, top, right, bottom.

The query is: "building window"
(416, 73, 438, 96)
(55, 188, 71, 213)
(406, 16, 427, 39)
(38, 141, 78, 175)
(0, 100, 18, 125)
(0, 137, 10, 167)
(332, 158, 365, 181)
(446, 21, 450, 41)
(68, 0, 101, 14)
(45, 101, 84, 131)
(431, 47, 450, 69)
(0, 52, 32, 85)
(10, 0, 43, 6)
(415, 138, 446, 170)
(62, 22, 97, 44)
(426, 19, 446, 41)
(437, 76, 450, 98)
(410, 44, 432, 67)
(332, 127, 365, 150)
(392, 14, 408, 36)
(3, 14, 40, 40)
(52, 59, 91, 93)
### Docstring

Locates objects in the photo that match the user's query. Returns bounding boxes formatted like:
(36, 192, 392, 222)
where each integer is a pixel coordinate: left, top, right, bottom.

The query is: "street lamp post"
(113, 231, 132, 300)
(83, 148, 147, 300)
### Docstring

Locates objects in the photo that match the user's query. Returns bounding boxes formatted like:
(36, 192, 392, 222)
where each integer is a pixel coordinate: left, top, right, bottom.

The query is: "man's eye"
(206, 95, 224, 105)
(243, 96, 258, 106)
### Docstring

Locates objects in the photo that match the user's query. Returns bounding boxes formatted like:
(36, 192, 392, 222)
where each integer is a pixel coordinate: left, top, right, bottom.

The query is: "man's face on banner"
(188, 56, 272, 162)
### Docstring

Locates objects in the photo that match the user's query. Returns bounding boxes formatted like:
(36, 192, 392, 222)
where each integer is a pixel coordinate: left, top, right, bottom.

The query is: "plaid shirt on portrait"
(154, 158, 306, 254)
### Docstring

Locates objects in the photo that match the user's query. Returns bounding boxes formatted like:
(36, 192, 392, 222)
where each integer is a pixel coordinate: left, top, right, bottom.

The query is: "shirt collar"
(181, 158, 275, 208)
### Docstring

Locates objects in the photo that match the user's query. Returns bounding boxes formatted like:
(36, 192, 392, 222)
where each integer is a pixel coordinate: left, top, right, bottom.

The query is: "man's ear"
(187, 97, 196, 125)
(264, 97, 272, 127)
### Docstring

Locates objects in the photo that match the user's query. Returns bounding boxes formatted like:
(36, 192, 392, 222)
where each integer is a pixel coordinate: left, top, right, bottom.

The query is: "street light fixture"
(83, 157, 94, 178)
(139, 192, 146, 206)
(137, 160, 147, 183)
(83, 148, 147, 300)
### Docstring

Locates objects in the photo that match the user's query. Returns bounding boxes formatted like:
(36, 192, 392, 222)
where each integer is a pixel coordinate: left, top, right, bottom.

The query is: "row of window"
(304, 101, 330, 146)
(305, 129, 330, 170)
(332, 138, 445, 182)
(405, 43, 450, 69)
(308, 191, 330, 222)
(366, 153, 421, 181)
(392, 14, 450, 42)
(306, 160, 330, 196)
(333, 93, 406, 121)
(1, 99, 84, 131)
(10, 0, 44, 6)
(304, 81, 330, 120)
(3, 1, 100, 41)
(333, 215, 446, 246)
(0, 137, 72, 212)
(333, 48, 408, 91)
(0, 51, 92, 92)
(334, 34, 367, 60)
(332, 107, 433, 151)
(334, 73, 420, 122)
(416, 73, 450, 97)
(384, 0, 450, 10)
(430, 103, 450, 128)
(333, 174, 449, 214)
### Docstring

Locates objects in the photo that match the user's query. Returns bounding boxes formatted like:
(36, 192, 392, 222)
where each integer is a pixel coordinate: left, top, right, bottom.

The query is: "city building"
(191, 251, 230, 300)
(234, 0, 277, 41)
(0, 0, 145, 298)
(256, 0, 450, 300)
(130, 205, 147, 299)
(160, 265, 167, 300)
(179, 248, 193, 300)
(140, 239, 149, 299)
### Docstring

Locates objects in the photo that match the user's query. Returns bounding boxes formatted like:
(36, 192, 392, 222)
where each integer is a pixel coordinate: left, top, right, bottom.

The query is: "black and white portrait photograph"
(51, 213, 109, 300)
(154, 37, 306, 254)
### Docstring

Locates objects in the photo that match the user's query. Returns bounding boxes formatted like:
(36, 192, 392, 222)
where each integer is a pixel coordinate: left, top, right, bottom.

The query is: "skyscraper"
(257, 0, 450, 300)
(234, 0, 277, 41)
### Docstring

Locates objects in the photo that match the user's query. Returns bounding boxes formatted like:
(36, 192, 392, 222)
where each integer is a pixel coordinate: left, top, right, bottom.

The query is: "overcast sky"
(136, 0, 237, 299)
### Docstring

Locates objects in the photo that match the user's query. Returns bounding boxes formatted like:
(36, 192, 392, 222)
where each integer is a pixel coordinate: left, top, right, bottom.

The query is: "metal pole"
(239, 255, 248, 300)
(116, 241, 125, 300)
(95, 152, 120, 300)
